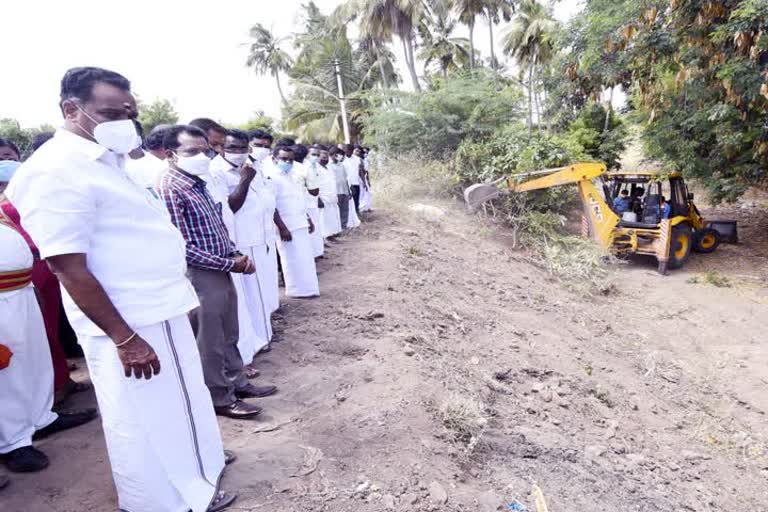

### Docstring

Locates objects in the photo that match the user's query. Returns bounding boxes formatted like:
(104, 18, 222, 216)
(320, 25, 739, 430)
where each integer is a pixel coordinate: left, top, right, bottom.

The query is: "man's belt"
(0, 268, 33, 292)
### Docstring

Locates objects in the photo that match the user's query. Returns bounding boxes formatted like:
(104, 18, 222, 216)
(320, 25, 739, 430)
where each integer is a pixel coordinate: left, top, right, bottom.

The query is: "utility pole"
(334, 58, 352, 144)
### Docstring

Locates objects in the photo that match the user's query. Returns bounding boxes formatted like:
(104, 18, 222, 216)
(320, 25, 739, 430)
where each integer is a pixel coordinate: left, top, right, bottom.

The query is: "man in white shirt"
(264, 146, 319, 298)
(341, 143, 363, 215)
(125, 124, 170, 190)
(210, 130, 275, 361)
(6, 67, 234, 512)
(248, 130, 280, 314)
(314, 146, 342, 239)
(292, 144, 324, 258)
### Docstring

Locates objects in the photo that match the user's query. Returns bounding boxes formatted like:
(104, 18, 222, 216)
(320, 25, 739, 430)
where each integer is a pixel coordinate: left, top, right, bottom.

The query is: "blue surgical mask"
(277, 160, 293, 173)
(0, 160, 20, 182)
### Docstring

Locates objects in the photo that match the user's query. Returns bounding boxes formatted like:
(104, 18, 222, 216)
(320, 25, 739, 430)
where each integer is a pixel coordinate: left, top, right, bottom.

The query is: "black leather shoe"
(0, 474, 10, 490)
(214, 400, 262, 419)
(34, 409, 98, 440)
(235, 383, 278, 399)
(223, 450, 237, 465)
(2, 446, 49, 473)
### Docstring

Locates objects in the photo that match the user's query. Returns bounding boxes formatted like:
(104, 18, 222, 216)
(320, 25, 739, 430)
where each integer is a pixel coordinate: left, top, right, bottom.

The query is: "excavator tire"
(668, 225, 693, 269)
(693, 228, 720, 253)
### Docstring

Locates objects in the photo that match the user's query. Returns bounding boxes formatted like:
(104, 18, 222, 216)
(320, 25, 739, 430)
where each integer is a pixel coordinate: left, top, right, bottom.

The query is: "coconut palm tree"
(502, 0, 556, 136)
(418, 9, 471, 79)
(245, 23, 294, 106)
(484, 0, 515, 69)
(451, 0, 486, 71)
(334, 0, 425, 92)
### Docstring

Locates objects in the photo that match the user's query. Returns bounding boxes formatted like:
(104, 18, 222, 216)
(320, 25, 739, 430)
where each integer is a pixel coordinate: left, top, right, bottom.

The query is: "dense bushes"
(362, 73, 523, 158)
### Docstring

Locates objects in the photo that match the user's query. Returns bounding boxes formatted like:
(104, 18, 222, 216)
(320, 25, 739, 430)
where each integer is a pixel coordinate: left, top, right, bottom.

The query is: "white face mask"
(308, 154, 319, 165)
(250, 147, 270, 162)
(77, 106, 141, 154)
(175, 152, 210, 176)
(225, 152, 249, 167)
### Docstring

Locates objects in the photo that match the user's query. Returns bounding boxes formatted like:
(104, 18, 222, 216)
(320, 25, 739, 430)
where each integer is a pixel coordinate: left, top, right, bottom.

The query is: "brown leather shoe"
(235, 384, 278, 399)
(214, 400, 262, 419)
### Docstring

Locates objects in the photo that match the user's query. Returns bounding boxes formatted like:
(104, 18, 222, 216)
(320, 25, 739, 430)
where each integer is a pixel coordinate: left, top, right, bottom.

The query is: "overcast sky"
(0, 0, 583, 129)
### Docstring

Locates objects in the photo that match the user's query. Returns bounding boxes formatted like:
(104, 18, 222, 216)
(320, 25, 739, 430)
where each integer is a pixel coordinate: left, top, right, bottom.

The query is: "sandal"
(207, 491, 237, 512)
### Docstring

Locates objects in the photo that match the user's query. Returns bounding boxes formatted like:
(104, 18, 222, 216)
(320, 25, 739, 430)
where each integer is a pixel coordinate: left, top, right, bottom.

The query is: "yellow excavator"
(464, 162, 724, 274)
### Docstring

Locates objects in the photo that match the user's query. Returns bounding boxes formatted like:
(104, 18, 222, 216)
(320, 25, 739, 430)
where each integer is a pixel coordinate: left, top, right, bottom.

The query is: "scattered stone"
(402, 492, 420, 505)
(585, 445, 607, 460)
(382, 494, 396, 510)
(404, 348, 416, 357)
(355, 481, 371, 496)
(429, 481, 448, 504)
(682, 450, 712, 463)
(471, 356, 480, 365)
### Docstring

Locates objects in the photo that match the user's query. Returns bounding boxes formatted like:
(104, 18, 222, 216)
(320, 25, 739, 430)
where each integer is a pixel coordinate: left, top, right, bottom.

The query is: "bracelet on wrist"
(115, 332, 137, 348)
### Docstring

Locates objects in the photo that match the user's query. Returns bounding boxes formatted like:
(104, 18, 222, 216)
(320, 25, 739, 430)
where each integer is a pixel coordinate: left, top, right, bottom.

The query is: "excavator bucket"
(463, 182, 503, 212)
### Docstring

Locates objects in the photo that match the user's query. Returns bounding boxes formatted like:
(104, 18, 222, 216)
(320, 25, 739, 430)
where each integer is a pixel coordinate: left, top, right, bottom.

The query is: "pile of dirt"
(7, 197, 768, 512)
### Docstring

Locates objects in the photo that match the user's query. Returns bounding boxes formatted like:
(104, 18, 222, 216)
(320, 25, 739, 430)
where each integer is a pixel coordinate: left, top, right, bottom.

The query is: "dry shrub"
(437, 394, 488, 447)
(371, 154, 458, 207)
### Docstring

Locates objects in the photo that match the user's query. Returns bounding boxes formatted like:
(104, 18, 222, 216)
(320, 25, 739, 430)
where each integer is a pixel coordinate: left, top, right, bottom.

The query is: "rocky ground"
(5, 191, 768, 512)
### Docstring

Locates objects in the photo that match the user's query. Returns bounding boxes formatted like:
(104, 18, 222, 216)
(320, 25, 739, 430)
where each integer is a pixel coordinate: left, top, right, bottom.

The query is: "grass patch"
(687, 271, 732, 288)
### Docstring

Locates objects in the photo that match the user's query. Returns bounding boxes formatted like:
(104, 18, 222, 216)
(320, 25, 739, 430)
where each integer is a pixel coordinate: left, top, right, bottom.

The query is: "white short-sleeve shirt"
(344, 155, 361, 186)
(6, 129, 199, 337)
(210, 157, 275, 248)
(263, 164, 309, 232)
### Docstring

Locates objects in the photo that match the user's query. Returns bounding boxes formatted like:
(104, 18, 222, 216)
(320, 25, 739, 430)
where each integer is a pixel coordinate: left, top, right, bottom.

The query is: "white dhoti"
(79, 315, 224, 512)
(360, 186, 373, 212)
(307, 208, 324, 257)
(347, 197, 361, 228)
(0, 284, 58, 454)
(240, 244, 274, 354)
(260, 239, 280, 313)
(321, 203, 342, 238)
(232, 273, 264, 365)
(276, 227, 319, 297)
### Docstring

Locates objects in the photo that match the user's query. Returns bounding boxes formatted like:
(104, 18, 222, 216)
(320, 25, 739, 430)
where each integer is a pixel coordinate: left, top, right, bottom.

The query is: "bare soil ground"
(5, 194, 768, 512)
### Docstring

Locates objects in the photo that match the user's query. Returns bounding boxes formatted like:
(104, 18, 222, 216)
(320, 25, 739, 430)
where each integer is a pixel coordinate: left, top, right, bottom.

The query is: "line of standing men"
(0, 66, 372, 512)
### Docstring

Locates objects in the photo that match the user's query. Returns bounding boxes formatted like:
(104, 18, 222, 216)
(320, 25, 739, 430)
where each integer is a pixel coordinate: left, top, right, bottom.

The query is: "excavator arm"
(508, 163, 619, 250)
(464, 163, 620, 250)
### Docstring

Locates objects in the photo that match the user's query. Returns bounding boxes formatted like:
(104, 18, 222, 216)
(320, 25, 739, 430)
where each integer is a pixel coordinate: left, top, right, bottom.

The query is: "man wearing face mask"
(329, 147, 350, 229)
(247, 130, 280, 314)
(157, 125, 275, 420)
(189, 118, 227, 159)
(264, 146, 319, 298)
(209, 130, 275, 364)
(294, 144, 324, 258)
(6, 67, 235, 512)
(316, 147, 342, 239)
(125, 123, 169, 190)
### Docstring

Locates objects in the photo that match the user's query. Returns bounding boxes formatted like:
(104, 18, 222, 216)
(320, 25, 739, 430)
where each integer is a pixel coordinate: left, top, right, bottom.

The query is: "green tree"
(0, 119, 56, 159)
(418, 7, 471, 79)
(137, 98, 179, 134)
(483, 0, 515, 70)
(335, 0, 425, 92)
(451, 0, 486, 71)
(229, 111, 275, 133)
(246, 23, 294, 106)
(502, 0, 557, 137)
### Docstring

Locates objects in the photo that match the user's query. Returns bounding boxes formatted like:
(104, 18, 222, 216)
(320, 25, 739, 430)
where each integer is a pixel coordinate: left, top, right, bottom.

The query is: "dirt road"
(5, 196, 768, 512)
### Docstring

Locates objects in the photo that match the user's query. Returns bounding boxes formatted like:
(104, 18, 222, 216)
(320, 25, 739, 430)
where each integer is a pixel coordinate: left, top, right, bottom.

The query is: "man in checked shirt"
(158, 125, 275, 420)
